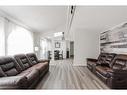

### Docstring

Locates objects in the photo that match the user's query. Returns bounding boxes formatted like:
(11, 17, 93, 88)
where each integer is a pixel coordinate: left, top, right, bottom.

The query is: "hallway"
(36, 59, 109, 89)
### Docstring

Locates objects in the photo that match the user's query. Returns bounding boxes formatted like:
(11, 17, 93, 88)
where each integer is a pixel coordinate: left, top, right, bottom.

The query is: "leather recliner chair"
(95, 53, 116, 83)
(26, 53, 49, 78)
(14, 53, 49, 88)
(96, 54, 127, 89)
(14, 54, 40, 88)
(0, 56, 28, 89)
(87, 53, 108, 72)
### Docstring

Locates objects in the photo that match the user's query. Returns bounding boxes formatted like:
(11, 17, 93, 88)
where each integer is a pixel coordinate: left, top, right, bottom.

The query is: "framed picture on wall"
(55, 42, 60, 48)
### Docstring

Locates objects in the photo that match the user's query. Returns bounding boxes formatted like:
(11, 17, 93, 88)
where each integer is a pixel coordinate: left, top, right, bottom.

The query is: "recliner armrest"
(38, 59, 50, 63)
(107, 69, 127, 88)
(0, 76, 28, 89)
(107, 69, 127, 78)
(87, 58, 98, 62)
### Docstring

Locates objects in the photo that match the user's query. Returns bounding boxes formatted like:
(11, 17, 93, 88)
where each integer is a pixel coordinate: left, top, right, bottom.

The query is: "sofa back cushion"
(14, 54, 32, 71)
(105, 53, 116, 67)
(111, 54, 127, 70)
(97, 53, 108, 64)
(0, 56, 22, 77)
(0, 67, 6, 77)
(26, 53, 38, 66)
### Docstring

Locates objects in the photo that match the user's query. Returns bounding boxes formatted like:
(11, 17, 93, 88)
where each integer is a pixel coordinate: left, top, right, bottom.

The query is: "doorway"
(70, 41, 74, 58)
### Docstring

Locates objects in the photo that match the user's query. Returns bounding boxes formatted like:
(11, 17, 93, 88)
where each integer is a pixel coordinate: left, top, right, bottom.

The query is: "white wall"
(73, 28, 100, 66)
(70, 6, 127, 66)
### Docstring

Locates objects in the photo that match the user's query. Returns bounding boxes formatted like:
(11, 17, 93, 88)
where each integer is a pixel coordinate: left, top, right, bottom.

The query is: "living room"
(1, 0, 127, 95)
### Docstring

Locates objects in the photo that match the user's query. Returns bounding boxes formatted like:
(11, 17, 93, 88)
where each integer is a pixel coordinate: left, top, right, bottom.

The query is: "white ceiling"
(71, 6, 127, 33)
(1, 6, 127, 35)
(0, 6, 68, 32)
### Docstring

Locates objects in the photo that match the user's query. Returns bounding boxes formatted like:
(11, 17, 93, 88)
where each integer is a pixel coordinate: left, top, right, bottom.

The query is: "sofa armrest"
(38, 59, 50, 63)
(107, 69, 127, 88)
(0, 76, 28, 89)
(87, 58, 98, 62)
(107, 69, 127, 78)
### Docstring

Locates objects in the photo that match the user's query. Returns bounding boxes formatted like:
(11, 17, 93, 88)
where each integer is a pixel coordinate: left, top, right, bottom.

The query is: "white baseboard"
(73, 64, 86, 66)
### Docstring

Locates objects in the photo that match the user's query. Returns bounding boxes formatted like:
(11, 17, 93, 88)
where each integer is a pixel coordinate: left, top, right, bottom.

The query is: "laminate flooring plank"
(36, 59, 109, 89)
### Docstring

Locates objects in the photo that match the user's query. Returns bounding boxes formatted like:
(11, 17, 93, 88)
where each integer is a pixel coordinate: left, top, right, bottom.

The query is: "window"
(0, 18, 5, 56)
(54, 32, 63, 37)
(7, 23, 33, 55)
(40, 39, 48, 59)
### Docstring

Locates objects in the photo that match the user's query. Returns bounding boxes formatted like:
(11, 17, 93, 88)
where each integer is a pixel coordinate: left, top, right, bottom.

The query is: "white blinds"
(0, 17, 5, 56)
(7, 22, 34, 55)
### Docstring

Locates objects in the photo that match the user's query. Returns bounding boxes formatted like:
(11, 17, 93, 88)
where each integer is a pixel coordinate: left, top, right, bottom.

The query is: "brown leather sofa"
(0, 53, 49, 89)
(96, 54, 127, 89)
(0, 56, 28, 89)
(87, 53, 108, 73)
(87, 53, 127, 89)
(95, 53, 116, 85)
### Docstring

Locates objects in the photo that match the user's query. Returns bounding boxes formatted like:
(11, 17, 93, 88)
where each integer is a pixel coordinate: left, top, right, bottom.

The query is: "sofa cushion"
(26, 53, 38, 66)
(96, 53, 107, 65)
(0, 56, 22, 77)
(0, 67, 6, 77)
(1, 62, 19, 76)
(96, 66, 111, 78)
(111, 54, 127, 70)
(0, 75, 28, 89)
(29, 62, 49, 74)
(105, 53, 116, 66)
(112, 59, 127, 70)
(18, 69, 39, 86)
(14, 54, 32, 71)
(38, 61, 49, 67)
(5, 68, 19, 76)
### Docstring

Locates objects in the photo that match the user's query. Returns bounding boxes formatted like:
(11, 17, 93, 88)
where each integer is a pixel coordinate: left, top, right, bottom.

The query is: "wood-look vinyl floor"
(36, 59, 109, 89)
